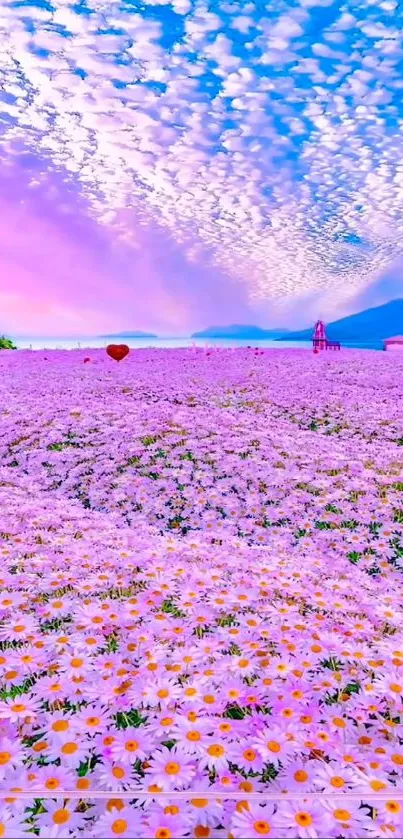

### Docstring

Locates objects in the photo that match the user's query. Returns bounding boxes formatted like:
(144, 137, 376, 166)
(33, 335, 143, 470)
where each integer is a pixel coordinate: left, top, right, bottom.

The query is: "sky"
(0, 0, 402, 336)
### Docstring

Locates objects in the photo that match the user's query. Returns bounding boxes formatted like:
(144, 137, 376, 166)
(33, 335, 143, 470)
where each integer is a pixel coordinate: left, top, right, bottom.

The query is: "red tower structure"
(313, 320, 327, 351)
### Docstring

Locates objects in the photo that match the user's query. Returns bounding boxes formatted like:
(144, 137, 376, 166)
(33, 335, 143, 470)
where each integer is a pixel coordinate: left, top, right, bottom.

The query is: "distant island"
(100, 331, 158, 339)
(276, 299, 403, 343)
(192, 324, 289, 339)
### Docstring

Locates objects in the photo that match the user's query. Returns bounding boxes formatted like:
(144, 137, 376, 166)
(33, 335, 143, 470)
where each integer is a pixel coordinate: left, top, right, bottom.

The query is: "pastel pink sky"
(0, 160, 260, 337)
(0, 159, 401, 338)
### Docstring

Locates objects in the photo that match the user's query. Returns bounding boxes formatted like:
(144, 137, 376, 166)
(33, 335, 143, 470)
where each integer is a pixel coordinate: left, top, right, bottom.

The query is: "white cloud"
(0, 0, 402, 310)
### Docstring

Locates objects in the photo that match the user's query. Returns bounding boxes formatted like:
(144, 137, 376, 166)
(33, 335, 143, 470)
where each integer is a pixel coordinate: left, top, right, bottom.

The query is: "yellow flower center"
(33, 741, 48, 753)
(106, 799, 125, 813)
(77, 778, 91, 790)
(295, 813, 313, 827)
(330, 776, 345, 788)
(370, 780, 386, 791)
(386, 801, 401, 814)
(165, 762, 180, 775)
(124, 740, 139, 752)
(207, 744, 225, 757)
(334, 809, 351, 822)
(53, 809, 70, 825)
(61, 742, 78, 755)
(5, 670, 18, 681)
(267, 741, 281, 753)
(45, 779, 60, 790)
(111, 819, 128, 835)
(253, 822, 271, 836)
(52, 719, 69, 732)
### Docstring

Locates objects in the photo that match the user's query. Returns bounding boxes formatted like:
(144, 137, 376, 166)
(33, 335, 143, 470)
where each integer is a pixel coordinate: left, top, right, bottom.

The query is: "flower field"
(0, 347, 403, 838)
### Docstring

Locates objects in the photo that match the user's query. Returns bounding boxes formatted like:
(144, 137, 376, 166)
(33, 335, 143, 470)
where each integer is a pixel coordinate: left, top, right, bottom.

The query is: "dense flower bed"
(0, 347, 402, 838)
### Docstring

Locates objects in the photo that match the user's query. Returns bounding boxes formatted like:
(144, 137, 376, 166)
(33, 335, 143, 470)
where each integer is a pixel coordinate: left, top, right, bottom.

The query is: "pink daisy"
(253, 725, 295, 765)
(199, 739, 231, 773)
(109, 728, 153, 765)
(34, 799, 85, 837)
(231, 802, 276, 839)
(228, 741, 265, 773)
(142, 805, 191, 839)
(0, 738, 25, 780)
(144, 746, 196, 790)
(273, 800, 331, 838)
(321, 797, 375, 837)
(375, 798, 403, 827)
(89, 806, 144, 838)
(0, 694, 41, 723)
(94, 761, 134, 791)
(312, 760, 358, 793)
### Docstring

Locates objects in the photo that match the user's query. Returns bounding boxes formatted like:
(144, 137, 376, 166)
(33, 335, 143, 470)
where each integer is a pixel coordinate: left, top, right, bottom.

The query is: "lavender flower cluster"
(0, 347, 402, 838)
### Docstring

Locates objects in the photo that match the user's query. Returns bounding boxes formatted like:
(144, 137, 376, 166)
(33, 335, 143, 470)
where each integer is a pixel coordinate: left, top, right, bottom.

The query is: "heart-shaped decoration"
(106, 344, 130, 362)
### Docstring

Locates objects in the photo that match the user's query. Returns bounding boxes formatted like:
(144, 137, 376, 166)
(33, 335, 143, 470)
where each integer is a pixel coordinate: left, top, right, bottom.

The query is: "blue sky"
(0, 0, 402, 335)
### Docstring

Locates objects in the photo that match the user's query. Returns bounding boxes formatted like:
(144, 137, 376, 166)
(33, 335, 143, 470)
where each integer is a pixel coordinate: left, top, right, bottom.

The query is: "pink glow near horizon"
(0, 171, 401, 338)
(0, 164, 263, 337)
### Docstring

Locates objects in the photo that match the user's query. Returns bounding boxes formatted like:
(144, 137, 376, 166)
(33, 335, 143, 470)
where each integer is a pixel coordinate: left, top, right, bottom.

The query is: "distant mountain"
(192, 324, 289, 339)
(277, 299, 403, 343)
(100, 331, 158, 339)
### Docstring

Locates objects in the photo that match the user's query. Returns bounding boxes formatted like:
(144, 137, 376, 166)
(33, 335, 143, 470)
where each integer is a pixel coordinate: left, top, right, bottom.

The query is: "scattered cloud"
(0, 0, 402, 333)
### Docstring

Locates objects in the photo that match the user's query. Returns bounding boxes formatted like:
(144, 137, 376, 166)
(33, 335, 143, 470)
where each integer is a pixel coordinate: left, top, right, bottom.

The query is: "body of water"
(12, 336, 383, 351)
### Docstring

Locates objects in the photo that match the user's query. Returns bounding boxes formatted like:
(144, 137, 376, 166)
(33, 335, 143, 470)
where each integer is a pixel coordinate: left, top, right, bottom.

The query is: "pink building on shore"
(313, 320, 327, 351)
(383, 336, 403, 351)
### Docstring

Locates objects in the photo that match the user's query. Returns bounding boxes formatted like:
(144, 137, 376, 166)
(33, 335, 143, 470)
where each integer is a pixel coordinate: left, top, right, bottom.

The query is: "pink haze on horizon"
(1, 160, 402, 339)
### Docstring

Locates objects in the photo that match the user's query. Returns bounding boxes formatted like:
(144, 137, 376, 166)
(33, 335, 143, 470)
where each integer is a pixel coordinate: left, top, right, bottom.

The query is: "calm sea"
(12, 337, 382, 351)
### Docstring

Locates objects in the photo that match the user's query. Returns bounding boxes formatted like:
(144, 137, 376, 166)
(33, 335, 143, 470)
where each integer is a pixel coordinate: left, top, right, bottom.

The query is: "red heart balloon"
(106, 344, 130, 362)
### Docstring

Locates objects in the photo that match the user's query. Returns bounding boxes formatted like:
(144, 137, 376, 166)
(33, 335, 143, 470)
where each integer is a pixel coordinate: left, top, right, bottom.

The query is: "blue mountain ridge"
(277, 299, 403, 342)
